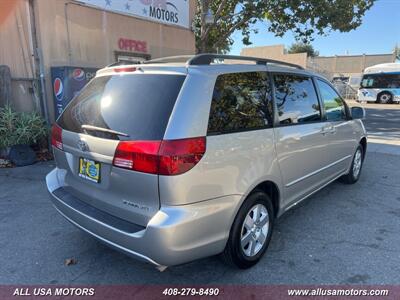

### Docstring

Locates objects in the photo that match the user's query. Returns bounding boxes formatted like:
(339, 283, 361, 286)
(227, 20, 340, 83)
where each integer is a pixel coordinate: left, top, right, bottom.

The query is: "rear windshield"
(57, 74, 185, 140)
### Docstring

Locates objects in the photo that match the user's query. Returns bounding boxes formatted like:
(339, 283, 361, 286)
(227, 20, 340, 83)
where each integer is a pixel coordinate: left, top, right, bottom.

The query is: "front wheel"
(339, 145, 364, 184)
(221, 191, 274, 269)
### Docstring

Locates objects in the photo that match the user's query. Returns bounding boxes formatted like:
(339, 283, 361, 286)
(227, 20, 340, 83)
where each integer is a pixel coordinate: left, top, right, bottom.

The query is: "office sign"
(76, 0, 190, 29)
(118, 38, 147, 53)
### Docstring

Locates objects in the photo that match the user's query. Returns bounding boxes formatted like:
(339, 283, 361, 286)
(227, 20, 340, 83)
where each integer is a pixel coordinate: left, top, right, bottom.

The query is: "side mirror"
(351, 106, 365, 119)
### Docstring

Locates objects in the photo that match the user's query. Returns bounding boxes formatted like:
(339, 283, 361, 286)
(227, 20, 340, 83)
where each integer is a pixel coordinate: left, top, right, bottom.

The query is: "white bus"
(358, 63, 400, 104)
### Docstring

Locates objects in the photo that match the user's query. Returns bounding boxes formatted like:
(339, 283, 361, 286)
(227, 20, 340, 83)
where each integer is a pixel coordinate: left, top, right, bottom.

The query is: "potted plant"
(0, 105, 48, 166)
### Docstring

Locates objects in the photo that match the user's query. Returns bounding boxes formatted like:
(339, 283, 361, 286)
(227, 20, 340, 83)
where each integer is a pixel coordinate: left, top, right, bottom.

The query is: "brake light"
(114, 67, 137, 73)
(113, 141, 161, 174)
(51, 124, 63, 150)
(112, 137, 206, 176)
(158, 137, 206, 175)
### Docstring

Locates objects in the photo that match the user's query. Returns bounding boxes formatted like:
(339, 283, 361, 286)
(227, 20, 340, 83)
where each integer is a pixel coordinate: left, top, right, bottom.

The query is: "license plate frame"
(78, 158, 101, 183)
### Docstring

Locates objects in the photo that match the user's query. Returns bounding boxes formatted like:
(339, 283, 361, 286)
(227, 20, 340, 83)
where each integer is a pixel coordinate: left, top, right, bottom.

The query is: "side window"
(208, 72, 273, 135)
(317, 79, 347, 121)
(273, 74, 321, 125)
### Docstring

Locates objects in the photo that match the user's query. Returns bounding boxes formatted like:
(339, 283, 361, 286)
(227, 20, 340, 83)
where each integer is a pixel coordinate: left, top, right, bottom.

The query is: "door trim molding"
(285, 155, 352, 187)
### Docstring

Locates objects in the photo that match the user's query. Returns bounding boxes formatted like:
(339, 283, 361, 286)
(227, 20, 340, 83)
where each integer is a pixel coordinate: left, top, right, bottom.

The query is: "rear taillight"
(158, 137, 206, 175)
(113, 141, 161, 174)
(112, 137, 206, 176)
(51, 124, 63, 150)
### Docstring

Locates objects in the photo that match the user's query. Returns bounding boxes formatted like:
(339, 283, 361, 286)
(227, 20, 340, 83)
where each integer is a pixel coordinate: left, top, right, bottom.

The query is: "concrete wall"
(0, 0, 38, 112)
(241, 45, 308, 68)
(34, 0, 196, 68)
(308, 54, 396, 79)
(240, 45, 396, 81)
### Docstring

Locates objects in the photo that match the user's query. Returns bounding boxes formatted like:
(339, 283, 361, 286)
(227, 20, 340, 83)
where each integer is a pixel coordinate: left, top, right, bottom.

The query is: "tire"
(221, 191, 274, 269)
(377, 92, 393, 104)
(339, 145, 364, 184)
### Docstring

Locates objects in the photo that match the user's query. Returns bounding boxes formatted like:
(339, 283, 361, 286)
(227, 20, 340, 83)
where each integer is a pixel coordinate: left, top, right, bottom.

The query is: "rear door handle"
(321, 125, 336, 135)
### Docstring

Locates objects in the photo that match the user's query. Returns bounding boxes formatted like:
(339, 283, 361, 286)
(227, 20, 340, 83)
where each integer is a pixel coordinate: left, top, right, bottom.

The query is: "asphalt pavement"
(356, 102, 400, 140)
(1, 103, 399, 285)
(348, 100, 400, 155)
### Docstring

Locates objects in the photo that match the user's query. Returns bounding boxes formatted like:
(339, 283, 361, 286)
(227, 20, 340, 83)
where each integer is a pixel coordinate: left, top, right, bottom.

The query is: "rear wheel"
(377, 92, 393, 104)
(339, 145, 364, 184)
(222, 191, 274, 269)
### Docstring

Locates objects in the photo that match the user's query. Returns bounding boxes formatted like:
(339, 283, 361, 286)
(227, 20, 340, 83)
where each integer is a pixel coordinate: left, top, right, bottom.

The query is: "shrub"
(0, 105, 48, 149)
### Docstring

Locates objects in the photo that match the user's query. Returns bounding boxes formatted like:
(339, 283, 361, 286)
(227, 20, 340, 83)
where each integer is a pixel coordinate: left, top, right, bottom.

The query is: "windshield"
(360, 73, 400, 89)
(57, 74, 186, 140)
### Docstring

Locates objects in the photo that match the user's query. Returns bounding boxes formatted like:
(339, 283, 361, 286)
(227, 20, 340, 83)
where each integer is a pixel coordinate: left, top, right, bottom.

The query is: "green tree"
(195, 0, 375, 54)
(288, 42, 319, 57)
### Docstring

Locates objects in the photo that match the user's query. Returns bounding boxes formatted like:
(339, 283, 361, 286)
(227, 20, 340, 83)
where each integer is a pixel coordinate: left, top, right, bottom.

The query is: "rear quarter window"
(207, 72, 273, 135)
(57, 74, 185, 140)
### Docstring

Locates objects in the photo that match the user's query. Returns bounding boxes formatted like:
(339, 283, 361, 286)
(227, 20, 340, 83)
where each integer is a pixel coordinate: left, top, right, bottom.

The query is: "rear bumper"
(46, 168, 241, 267)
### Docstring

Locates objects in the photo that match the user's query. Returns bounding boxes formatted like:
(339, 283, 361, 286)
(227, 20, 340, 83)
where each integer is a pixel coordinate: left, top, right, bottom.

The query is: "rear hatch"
(53, 70, 186, 226)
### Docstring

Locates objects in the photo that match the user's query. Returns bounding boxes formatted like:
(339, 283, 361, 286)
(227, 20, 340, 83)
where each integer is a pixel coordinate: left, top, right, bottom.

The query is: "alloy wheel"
(353, 149, 362, 178)
(240, 204, 270, 257)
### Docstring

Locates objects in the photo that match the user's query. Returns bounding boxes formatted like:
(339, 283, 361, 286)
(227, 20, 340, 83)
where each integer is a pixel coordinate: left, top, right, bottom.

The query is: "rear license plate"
(78, 158, 101, 183)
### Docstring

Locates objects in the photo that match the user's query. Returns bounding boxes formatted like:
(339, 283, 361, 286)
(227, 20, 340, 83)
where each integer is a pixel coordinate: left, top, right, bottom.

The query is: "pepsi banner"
(51, 66, 98, 119)
(76, 0, 190, 29)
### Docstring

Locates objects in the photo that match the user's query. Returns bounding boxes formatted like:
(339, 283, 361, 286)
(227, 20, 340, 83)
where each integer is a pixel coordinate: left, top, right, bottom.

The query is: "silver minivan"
(46, 54, 367, 269)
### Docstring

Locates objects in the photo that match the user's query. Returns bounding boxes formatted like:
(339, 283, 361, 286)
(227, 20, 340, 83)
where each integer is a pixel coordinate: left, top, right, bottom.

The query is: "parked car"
(46, 54, 367, 269)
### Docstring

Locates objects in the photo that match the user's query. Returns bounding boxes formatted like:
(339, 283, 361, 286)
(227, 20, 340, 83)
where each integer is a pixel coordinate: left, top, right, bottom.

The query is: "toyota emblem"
(77, 140, 89, 152)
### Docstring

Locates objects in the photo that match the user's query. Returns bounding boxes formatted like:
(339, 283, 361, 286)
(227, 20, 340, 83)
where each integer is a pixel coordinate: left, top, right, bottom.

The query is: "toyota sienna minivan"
(46, 54, 367, 269)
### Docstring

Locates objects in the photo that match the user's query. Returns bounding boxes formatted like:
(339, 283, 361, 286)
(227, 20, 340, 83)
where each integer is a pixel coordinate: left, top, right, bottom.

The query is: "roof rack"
(107, 54, 304, 70)
(188, 53, 304, 69)
(141, 53, 304, 70)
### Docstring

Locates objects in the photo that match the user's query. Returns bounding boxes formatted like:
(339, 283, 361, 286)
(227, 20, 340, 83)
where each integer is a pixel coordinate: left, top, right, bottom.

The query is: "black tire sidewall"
(350, 145, 364, 181)
(378, 92, 392, 104)
(228, 191, 274, 267)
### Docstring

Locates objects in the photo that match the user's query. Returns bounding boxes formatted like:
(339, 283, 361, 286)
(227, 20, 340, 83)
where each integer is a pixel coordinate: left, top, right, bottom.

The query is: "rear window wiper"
(81, 125, 130, 137)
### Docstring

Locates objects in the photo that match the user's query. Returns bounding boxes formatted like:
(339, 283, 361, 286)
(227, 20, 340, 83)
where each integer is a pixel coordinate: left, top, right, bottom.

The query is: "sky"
(230, 0, 400, 56)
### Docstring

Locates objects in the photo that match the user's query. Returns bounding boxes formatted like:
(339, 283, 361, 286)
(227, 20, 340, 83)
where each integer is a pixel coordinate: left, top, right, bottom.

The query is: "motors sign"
(76, 0, 190, 29)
